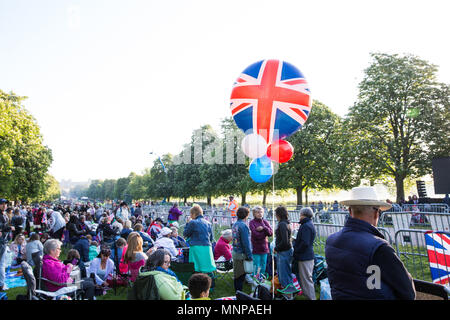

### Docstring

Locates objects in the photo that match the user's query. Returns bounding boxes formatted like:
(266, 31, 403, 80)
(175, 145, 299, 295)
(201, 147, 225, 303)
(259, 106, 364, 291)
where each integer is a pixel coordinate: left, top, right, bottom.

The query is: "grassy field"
(3, 229, 431, 300)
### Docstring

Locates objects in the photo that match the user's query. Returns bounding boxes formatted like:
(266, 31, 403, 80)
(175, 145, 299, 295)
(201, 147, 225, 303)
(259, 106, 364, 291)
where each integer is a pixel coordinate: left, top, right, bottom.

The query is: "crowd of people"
(0, 187, 419, 300)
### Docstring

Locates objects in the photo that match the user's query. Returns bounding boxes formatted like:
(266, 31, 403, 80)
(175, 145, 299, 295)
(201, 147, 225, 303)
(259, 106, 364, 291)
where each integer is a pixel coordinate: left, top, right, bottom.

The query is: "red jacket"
(213, 236, 232, 261)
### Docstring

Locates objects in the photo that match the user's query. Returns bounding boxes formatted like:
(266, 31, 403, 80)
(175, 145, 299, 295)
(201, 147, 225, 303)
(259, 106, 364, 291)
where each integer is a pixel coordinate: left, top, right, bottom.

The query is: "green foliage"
(0, 90, 54, 201)
(346, 53, 450, 202)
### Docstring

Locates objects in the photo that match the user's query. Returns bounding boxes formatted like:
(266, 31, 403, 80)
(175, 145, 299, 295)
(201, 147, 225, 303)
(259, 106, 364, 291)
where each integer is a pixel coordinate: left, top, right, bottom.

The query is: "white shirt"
(87, 257, 115, 285)
(154, 237, 178, 258)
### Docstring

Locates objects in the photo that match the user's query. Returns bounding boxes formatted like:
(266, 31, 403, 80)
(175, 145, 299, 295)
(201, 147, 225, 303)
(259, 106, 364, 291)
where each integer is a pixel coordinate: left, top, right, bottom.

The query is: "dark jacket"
(127, 273, 160, 300)
(67, 222, 86, 240)
(275, 219, 291, 253)
(73, 238, 90, 263)
(249, 218, 273, 254)
(325, 216, 415, 300)
(183, 215, 214, 246)
(293, 217, 316, 261)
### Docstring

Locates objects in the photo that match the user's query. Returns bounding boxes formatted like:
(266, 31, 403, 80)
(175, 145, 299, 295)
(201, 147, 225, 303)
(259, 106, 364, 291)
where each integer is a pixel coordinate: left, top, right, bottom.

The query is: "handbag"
(243, 259, 253, 274)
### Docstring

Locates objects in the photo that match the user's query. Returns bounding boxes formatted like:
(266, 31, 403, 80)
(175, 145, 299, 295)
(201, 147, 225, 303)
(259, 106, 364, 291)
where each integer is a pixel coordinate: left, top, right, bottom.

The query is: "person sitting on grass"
(88, 246, 115, 290)
(63, 248, 87, 278)
(154, 227, 178, 259)
(188, 273, 212, 300)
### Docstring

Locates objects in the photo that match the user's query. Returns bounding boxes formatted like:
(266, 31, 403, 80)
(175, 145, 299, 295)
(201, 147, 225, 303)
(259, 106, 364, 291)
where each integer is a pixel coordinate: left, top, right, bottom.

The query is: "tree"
(0, 90, 53, 201)
(37, 174, 61, 201)
(277, 100, 351, 205)
(346, 53, 450, 202)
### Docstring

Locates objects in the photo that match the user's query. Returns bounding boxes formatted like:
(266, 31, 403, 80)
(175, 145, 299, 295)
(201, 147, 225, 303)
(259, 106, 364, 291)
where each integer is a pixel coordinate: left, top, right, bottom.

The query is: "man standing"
(325, 187, 416, 300)
(227, 196, 238, 225)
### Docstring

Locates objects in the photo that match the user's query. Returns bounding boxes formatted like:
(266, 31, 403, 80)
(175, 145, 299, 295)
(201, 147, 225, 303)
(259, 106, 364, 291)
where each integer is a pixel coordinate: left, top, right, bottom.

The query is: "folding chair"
(170, 261, 195, 286)
(21, 261, 79, 300)
(214, 257, 234, 290)
(31, 254, 84, 299)
(236, 290, 260, 300)
(414, 279, 450, 300)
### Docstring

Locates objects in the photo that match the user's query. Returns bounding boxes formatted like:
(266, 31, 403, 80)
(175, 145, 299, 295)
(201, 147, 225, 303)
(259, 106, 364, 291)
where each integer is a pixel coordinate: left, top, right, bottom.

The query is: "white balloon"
(241, 133, 268, 159)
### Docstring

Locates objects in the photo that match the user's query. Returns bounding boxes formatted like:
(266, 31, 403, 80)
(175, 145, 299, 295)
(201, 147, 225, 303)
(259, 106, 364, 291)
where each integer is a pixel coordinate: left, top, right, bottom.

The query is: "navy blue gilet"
(325, 216, 396, 300)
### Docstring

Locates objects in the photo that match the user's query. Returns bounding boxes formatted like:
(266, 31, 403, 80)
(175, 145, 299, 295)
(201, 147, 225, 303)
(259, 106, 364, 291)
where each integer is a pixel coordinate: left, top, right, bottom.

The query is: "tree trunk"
(395, 174, 405, 204)
(305, 187, 309, 206)
(262, 190, 267, 208)
(207, 196, 211, 206)
(167, 196, 171, 202)
(241, 193, 246, 206)
(183, 197, 187, 204)
(296, 186, 303, 206)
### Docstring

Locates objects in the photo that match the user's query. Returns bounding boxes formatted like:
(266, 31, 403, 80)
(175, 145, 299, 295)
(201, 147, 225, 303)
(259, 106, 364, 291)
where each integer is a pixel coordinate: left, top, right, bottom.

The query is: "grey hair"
(299, 207, 314, 219)
(221, 229, 233, 239)
(43, 239, 62, 255)
(252, 206, 263, 213)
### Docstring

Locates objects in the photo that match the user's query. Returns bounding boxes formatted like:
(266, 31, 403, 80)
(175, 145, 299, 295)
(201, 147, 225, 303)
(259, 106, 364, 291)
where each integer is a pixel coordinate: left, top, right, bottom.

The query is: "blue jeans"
(253, 253, 268, 276)
(276, 248, 293, 288)
(0, 248, 7, 288)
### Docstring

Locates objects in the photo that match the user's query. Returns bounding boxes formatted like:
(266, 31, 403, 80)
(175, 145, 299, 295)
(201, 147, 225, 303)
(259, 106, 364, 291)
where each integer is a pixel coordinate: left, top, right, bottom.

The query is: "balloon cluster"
(241, 134, 294, 183)
(230, 59, 312, 183)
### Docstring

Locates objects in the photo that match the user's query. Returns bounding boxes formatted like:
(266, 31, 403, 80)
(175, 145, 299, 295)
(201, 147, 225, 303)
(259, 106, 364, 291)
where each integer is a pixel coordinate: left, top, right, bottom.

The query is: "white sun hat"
(340, 187, 392, 211)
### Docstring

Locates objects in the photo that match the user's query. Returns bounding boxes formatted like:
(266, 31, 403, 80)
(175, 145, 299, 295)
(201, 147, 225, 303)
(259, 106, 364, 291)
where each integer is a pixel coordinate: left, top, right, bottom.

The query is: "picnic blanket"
(5, 270, 27, 289)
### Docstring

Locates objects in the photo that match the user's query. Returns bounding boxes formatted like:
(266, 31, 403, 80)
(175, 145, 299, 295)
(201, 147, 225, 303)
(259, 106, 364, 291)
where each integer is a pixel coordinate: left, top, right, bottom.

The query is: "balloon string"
(271, 175, 275, 299)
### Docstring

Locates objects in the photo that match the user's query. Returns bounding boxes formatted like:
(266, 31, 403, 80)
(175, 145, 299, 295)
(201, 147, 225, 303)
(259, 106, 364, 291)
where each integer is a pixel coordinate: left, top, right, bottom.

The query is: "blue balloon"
(249, 155, 273, 183)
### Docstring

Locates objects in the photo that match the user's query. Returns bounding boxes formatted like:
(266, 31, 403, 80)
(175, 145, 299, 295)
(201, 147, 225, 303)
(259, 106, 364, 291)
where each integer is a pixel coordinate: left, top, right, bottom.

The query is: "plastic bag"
(319, 278, 332, 300)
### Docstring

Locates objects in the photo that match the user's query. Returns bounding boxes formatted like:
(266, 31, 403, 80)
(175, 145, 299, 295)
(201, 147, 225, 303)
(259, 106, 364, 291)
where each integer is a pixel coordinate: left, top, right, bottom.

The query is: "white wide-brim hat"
(160, 227, 173, 236)
(340, 187, 392, 211)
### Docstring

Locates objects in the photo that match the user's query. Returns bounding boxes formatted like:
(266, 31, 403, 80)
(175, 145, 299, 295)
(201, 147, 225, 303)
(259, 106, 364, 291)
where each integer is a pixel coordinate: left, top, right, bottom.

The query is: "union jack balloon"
(230, 59, 312, 145)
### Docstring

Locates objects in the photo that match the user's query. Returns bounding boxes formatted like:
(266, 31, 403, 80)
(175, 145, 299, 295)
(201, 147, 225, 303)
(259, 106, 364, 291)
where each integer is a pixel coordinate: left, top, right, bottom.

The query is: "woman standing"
(168, 203, 183, 225)
(274, 206, 298, 294)
(183, 205, 216, 275)
(231, 207, 253, 292)
(249, 206, 272, 279)
(293, 207, 316, 300)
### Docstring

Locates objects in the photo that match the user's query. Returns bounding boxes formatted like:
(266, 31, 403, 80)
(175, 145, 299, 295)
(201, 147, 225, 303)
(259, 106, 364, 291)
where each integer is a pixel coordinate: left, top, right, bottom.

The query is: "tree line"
(71, 54, 449, 205)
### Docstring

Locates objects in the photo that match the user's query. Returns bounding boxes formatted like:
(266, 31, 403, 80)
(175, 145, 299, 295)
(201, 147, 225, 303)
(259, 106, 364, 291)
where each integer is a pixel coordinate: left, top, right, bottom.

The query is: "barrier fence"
(137, 204, 449, 283)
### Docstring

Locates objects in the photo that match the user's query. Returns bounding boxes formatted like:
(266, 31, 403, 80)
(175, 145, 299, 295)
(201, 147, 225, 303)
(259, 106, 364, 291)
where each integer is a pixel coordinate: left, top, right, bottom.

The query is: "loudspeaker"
(432, 157, 450, 194)
(416, 180, 427, 198)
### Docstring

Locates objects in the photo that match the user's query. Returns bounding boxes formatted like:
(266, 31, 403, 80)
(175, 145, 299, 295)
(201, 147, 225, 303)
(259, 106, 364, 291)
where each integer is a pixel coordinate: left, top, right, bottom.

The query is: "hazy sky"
(1, 0, 449, 182)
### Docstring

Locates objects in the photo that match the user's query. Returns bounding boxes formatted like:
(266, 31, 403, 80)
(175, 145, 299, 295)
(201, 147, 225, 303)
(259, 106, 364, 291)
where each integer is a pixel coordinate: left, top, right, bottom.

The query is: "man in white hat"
(325, 187, 416, 300)
(154, 227, 179, 259)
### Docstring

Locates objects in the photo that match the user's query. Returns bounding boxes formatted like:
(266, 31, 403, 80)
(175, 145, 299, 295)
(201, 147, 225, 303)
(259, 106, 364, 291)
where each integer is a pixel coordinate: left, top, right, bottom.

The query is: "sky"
(1, 0, 449, 183)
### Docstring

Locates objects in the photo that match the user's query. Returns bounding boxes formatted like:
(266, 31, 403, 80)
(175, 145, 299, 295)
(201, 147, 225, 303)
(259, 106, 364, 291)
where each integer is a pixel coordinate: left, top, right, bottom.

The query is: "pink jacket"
(42, 254, 73, 291)
(213, 236, 232, 261)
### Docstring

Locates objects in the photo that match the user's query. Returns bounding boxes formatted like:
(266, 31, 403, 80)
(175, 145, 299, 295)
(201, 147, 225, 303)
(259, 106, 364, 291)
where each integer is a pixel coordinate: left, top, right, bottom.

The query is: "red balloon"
(267, 140, 294, 163)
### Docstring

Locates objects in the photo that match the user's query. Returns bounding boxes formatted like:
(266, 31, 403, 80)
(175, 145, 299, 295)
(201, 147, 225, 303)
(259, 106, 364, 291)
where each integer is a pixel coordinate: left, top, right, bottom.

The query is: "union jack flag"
(230, 59, 312, 144)
(425, 231, 450, 286)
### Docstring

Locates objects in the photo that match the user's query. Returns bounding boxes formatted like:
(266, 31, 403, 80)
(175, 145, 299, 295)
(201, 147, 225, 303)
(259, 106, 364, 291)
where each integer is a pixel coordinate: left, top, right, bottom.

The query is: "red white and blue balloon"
(230, 59, 312, 182)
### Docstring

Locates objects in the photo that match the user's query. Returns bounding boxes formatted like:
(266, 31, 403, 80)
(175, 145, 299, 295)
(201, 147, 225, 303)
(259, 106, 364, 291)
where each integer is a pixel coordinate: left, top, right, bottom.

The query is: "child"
(89, 241, 99, 261)
(188, 273, 212, 300)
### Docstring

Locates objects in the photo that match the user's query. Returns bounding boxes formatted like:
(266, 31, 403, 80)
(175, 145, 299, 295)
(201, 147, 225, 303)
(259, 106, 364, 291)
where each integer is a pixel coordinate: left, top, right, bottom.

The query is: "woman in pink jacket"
(42, 239, 95, 299)
(213, 229, 232, 261)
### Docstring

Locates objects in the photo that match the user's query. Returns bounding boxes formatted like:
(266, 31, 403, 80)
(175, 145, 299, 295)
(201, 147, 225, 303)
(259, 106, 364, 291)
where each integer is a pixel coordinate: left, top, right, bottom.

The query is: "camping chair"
(236, 290, 260, 300)
(21, 261, 79, 300)
(214, 257, 234, 290)
(413, 279, 450, 300)
(312, 255, 327, 285)
(170, 261, 195, 287)
(31, 253, 84, 298)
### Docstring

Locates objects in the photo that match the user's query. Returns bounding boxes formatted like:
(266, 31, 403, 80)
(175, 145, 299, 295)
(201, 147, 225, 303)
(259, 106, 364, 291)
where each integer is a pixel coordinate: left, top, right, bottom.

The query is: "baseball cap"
(0, 199, 8, 204)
